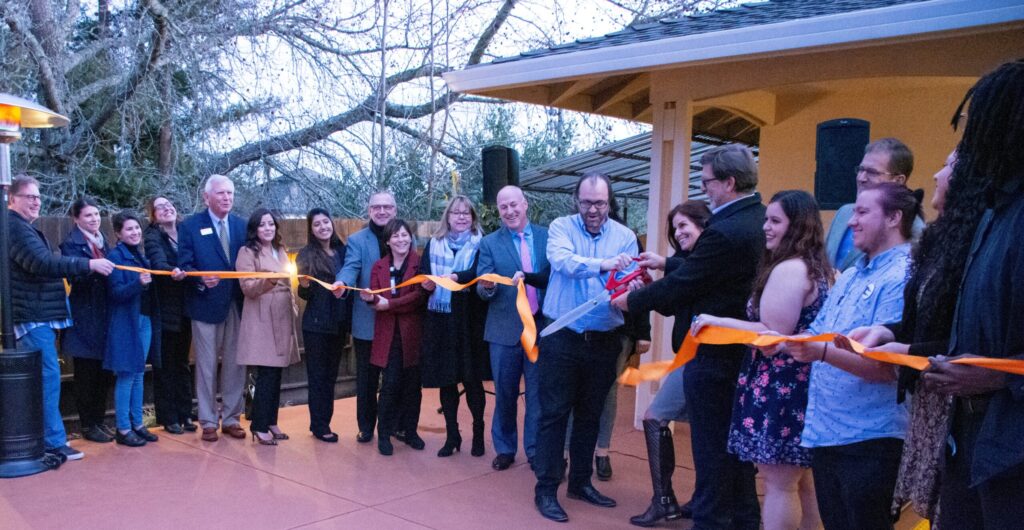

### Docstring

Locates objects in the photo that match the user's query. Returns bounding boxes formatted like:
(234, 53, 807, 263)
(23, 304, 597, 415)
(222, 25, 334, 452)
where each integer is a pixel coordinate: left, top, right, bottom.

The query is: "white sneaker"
(60, 443, 84, 461)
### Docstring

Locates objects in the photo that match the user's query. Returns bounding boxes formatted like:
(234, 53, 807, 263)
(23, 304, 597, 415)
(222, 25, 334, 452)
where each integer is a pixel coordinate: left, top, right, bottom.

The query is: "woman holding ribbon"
(104, 211, 162, 447)
(235, 208, 299, 446)
(691, 190, 832, 530)
(297, 208, 351, 443)
(60, 197, 114, 444)
(361, 218, 428, 455)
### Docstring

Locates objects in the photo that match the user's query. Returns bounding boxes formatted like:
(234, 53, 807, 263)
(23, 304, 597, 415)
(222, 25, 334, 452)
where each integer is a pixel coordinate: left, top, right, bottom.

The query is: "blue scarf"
(427, 230, 481, 313)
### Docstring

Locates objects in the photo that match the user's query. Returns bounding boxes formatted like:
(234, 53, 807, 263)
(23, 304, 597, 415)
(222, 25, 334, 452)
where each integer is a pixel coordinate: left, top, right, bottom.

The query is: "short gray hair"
(204, 174, 234, 194)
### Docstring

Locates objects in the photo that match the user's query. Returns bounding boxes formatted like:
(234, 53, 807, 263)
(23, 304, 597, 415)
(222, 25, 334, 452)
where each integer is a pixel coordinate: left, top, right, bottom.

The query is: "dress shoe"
(82, 425, 114, 443)
(134, 426, 159, 442)
(393, 430, 407, 443)
(404, 432, 425, 450)
(679, 499, 693, 519)
(163, 423, 184, 435)
(268, 426, 289, 440)
(201, 427, 219, 442)
(437, 432, 462, 457)
(595, 455, 612, 481)
(356, 431, 373, 443)
(492, 453, 515, 470)
(98, 424, 117, 438)
(222, 424, 246, 439)
(567, 484, 617, 508)
(378, 431, 393, 456)
(116, 430, 147, 447)
(534, 495, 568, 523)
(182, 419, 198, 432)
(313, 431, 339, 443)
(251, 431, 277, 446)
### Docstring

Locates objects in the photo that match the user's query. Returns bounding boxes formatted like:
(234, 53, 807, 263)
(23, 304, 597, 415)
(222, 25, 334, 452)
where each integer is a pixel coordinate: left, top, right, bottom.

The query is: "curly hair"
(751, 190, 833, 309)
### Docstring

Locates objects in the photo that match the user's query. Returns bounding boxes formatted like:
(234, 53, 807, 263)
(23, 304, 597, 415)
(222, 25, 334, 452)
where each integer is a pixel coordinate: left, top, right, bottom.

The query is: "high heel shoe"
(268, 426, 289, 440)
(251, 431, 277, 446)
(437, 432, 462, 457)
(471, 421, 485, 457)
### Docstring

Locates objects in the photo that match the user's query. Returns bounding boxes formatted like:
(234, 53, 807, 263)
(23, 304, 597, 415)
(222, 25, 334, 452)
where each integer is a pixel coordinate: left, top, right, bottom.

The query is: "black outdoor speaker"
(814, 118, 870, 210)
(482, 145, 520, 205)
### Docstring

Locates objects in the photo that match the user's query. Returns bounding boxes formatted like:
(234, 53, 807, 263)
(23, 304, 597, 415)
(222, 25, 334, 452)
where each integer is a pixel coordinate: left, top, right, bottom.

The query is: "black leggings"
(439, 381, 485, 431)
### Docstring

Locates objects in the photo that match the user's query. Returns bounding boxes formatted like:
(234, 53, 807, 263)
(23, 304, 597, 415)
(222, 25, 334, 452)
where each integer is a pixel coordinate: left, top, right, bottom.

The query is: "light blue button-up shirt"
(801, 243, 911, 448)
(543, 214, 638, 333)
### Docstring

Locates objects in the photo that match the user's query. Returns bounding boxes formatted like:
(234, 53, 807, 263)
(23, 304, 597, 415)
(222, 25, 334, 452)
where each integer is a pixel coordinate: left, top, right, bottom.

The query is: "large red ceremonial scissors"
(539, 258, 652, 337)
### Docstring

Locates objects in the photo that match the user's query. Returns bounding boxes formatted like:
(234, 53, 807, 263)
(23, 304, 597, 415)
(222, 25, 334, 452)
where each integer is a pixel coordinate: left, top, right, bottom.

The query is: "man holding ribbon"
(177, 174, 248, 442)
(477, 185, 549, 471)
(532, 173, 637, 523)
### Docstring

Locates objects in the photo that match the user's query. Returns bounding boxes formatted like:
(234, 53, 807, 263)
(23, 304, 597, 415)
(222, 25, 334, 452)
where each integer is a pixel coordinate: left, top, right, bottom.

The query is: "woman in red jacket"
(360, 218, 428, 455)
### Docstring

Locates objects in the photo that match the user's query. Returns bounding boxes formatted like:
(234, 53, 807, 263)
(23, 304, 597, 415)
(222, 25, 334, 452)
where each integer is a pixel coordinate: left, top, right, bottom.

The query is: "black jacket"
(296, 245, 351, 335)
(9, 210, 91, 324)
(143, 224, 188, 333)
(59, 227, 111, 359)
(628, 194, 766, 361)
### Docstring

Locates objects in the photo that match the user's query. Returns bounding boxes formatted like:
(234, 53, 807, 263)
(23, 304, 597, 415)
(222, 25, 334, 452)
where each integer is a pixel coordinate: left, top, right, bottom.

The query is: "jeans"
(115, 316, 151, 432)
(153, 325, 194, 427)
(488, 341, 539, 459)
(645, 366, 687, 422)
(354, 338, 380, 434)
(250, 365, 283, 433)
(17, 326, 67, 450)
(811, 437, 902, 530)
(303, 330, 344, 435)
(533, 328, 620, 497)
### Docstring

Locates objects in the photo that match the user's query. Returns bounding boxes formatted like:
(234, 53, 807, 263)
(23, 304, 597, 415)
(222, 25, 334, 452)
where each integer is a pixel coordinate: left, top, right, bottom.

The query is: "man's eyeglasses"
(578, 200, 609, 211)
(369, 204, 396, 212)
(15, 194, 42, 202)
(854, 165, 893, 178)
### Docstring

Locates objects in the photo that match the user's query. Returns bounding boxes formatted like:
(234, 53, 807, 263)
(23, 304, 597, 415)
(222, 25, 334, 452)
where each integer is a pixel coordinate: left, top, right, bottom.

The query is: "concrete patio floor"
(0, 385, 923, 529)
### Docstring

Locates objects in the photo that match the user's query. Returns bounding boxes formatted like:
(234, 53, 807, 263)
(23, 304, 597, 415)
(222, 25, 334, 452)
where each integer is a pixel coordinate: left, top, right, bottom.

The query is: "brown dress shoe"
(222, 424, 247, 439)
(201, 427, 219, 442)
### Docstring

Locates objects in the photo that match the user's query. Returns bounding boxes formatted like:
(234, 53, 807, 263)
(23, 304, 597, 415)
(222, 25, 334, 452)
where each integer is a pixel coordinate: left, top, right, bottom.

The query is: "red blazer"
(369, 250, 427, 368)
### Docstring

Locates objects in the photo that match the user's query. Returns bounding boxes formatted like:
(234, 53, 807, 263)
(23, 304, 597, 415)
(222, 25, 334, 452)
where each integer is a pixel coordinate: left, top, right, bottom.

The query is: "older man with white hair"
(177, 174, 248, 442)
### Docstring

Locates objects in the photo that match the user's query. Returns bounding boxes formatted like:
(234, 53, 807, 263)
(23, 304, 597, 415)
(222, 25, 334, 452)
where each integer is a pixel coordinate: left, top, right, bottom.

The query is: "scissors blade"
(540, 290, 612, 337)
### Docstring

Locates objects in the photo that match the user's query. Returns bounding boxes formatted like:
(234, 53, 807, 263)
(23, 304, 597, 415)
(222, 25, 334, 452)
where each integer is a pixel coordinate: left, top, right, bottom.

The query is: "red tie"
(518, 232, 539, 314)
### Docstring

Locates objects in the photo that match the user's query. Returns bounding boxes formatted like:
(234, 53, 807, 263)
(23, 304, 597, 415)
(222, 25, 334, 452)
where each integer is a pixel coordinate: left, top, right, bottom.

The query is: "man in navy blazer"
(176, 174, 248, 441)
(477, 186, 550, 471)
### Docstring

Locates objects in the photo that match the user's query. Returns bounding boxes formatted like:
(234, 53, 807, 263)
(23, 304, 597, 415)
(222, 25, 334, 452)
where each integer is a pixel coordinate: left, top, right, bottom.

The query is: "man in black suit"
(177, 174, 248, 442)
(614, 144, 764, 529)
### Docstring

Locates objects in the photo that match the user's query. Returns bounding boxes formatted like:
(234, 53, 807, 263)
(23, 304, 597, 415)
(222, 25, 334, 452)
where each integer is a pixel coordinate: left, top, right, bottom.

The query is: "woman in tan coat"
(236, 208, 299, 445)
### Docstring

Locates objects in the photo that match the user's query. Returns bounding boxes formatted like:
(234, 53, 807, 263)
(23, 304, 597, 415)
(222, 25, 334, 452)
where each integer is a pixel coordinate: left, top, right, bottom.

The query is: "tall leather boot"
(630, 420, 682, 527)
(437, 390, 462, 457)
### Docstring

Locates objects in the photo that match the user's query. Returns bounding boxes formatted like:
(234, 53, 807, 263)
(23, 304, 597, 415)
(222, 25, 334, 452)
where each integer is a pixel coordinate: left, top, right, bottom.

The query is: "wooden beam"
(593, 74, 650, 113)
(631, 101, 652, 121)
(547, 77, 604, 107)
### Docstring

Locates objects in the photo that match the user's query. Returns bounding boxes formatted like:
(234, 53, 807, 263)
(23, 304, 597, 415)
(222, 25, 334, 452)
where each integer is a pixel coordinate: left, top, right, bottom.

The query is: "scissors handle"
(605, 258, 652, 300)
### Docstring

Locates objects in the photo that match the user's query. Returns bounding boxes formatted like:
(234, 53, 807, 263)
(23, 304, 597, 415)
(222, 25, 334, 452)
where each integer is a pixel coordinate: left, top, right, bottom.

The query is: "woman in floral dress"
(691, 190, 833, 530)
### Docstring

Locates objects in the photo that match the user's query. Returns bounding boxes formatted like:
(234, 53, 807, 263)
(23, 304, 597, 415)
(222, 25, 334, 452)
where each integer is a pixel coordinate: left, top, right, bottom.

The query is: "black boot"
(630, 420, 682, 527)
(437, 424, 462, 457)
(471, 421, 485, 457)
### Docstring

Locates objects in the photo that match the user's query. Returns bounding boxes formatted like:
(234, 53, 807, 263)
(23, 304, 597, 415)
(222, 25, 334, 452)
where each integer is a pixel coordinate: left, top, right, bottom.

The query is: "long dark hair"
(751, 190, 832, 308)
(298, 207, 343, 279)
(244, 208, 283, 253)
(909, 59, 1024, 340)
(666, 200, 711, 254)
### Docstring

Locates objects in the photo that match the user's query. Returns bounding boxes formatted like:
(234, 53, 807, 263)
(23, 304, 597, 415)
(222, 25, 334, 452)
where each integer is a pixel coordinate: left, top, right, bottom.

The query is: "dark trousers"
(377, 335, 421, 436)
(304, 330, 344, 436)
(72, 356, 113, 429)
(684, 354, 761, 530)
(354, 338, 380, 434)
(533, 328, 620, 497)
(938, 403, 1024, 529)
(250, 365, 283, 433)
(153, 326, 194, 426)
(812, 437, 902, 530)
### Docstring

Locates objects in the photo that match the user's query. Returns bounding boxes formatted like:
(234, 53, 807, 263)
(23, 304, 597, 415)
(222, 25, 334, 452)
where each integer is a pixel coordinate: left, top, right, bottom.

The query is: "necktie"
(518, 232, 539, 314)
(218, 219, 230, 259)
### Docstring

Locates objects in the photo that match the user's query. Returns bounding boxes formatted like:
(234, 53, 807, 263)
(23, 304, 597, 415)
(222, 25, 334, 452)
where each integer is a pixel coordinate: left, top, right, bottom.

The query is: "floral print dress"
(727, 279, 827, 467)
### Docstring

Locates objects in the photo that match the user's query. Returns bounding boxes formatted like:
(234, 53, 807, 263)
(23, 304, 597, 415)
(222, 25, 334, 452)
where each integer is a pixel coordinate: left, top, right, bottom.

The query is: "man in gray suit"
(826, 137, 922, 271)
(334, 191, 397, 443)
(477, 186, 550, 471)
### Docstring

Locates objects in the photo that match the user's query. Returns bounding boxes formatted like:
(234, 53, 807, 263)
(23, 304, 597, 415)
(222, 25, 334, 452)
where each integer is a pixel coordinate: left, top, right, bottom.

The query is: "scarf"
(427, 230, 480, 313)
(79, 226, 106, 257)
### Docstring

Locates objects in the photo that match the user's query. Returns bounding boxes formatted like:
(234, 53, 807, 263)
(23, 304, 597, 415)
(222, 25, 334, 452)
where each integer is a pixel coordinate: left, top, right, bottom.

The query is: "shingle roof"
(486, 0, 929, 66)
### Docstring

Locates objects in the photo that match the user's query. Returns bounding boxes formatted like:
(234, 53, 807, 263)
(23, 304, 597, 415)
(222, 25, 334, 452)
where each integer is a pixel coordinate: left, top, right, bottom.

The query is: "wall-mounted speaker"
(815, 118, 869, 210)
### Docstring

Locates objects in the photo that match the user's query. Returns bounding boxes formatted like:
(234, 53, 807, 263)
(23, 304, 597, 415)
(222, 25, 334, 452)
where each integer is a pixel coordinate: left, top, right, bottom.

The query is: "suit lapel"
(499, 227, 521, 270)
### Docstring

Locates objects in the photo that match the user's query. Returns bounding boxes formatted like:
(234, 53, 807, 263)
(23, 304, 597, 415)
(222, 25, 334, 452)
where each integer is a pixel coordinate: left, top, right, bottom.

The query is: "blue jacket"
(176, 209, 246, 324)
(337, 226, 382, 341)
(59, 228, 111, 360)
(476, 224, 550, 347)
(104, 243, 162, 373)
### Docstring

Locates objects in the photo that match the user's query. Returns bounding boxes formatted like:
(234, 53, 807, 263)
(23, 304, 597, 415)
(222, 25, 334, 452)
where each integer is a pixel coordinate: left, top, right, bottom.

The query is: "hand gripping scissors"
(539, 258, 652, 337)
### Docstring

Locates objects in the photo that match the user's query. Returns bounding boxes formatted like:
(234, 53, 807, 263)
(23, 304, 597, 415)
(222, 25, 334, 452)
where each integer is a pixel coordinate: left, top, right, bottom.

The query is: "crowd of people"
(5, 58, 1023, 530)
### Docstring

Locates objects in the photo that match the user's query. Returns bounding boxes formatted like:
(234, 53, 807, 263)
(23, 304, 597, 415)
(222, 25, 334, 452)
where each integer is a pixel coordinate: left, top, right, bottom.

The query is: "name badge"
(200, 227, 214, 236)
(862, 283, 875, 299)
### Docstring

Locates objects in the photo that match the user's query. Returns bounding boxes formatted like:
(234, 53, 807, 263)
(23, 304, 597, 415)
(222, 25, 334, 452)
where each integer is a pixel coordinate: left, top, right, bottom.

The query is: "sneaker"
(59, 443, 84, 461)
(44, 448, 68, 465)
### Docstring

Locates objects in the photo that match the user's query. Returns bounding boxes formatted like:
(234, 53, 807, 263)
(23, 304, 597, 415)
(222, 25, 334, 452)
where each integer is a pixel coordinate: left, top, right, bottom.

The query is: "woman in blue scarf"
(420, 195, 490, 458)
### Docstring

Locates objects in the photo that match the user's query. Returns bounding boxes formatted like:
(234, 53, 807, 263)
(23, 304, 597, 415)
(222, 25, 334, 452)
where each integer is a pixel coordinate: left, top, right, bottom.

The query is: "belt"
(566, 328, 620, 342)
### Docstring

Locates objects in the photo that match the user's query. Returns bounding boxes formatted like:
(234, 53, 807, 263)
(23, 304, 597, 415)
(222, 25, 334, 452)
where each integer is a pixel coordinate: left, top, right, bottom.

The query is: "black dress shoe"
(492, 453, 515, 470)
(134, 426, 158, 442)
(313, 431, 340, 443)
(82, 425, 113, 443)
(356, 431, 373, 444)
(164, 423, 184, 435)
(182, 419, 198, 432)
(378, 431, 393, 456)
(567, 484, 617, 507)
(534, 495, 568, 523)
(404, 432, 425, 450)
(393, 430, 407, 443)
(595, 455, 612, 481)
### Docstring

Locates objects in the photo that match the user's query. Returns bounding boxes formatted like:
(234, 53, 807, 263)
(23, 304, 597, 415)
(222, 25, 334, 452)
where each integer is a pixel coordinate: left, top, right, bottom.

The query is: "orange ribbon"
(619, 324, 1024, 386)
(113, 265, 539, 362)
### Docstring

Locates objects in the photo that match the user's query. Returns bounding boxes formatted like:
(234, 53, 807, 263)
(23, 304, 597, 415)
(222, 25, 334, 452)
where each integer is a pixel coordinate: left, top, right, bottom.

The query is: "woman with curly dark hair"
(691, 190, 833, 530)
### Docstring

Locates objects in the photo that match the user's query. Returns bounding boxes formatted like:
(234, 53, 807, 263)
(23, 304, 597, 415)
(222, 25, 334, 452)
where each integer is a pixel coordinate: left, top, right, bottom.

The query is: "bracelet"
(821, 343, 829, 363)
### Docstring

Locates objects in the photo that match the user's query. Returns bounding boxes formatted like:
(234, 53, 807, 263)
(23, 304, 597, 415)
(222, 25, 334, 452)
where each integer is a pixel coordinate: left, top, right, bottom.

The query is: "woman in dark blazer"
(419, 196, 490, 458)
(297, 208, 351, 443)
(360, 218, 428, 456)
(60, 197, 114, 444)
(144, 196, 196, 435)
(104, 211, 162, 447)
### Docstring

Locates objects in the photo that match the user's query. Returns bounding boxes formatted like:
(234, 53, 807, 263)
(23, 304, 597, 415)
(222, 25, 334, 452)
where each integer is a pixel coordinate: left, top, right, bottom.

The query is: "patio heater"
(0, 94, 69, 478)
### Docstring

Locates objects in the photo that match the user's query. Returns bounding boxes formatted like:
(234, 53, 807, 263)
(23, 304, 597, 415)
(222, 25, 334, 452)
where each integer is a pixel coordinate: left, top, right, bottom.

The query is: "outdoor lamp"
(0, 93, 69, 478)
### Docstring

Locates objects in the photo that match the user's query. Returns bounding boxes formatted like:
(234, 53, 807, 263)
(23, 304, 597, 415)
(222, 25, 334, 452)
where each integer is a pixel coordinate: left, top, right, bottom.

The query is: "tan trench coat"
(235, 245, 300, 368)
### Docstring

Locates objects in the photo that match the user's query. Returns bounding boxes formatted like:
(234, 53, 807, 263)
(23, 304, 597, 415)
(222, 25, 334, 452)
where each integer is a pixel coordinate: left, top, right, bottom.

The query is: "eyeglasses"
(449, 210, 472, 218)
(369, 204, 396, 212)
(854, 165, 894, 178)
(153, 203, 174, 212)
(578, 200, 609, 211)
(700, 177, 719, 186)
(15, 194, 42, 202)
